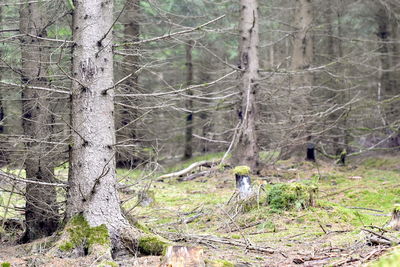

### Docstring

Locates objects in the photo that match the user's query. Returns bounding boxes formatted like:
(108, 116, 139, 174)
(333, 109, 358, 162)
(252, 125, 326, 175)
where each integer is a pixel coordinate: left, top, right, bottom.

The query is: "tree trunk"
(67, 0, 131, 251)
(183, 40, 194, 160)
(232, 0, 260, 171)
(376, 7, 400, 147)
(117, 0, 141, 168)
(19, 0, 59, 242)
(281, 0, 314, 159)
(0, 6, 4, 165)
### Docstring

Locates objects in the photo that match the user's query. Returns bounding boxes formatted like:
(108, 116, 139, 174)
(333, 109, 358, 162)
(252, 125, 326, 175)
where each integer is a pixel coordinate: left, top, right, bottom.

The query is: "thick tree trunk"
(117, 0, 141, 168)
(183, 40, 194, 160)
(67, 0, 130, 250)
(232, 0, 260, 171)
(19, 1, 59, 242)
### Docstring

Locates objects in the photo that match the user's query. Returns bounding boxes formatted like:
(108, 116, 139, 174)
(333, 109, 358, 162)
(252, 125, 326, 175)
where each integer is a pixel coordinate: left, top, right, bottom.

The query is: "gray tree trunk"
(232, 0, 260, 170)
(281, 0, 314, 159)
(117, 0, 141, 168)
(19, 0, 59, 242)
(376, 6, 400, 147)
(67, 0, 130, 249)
(183, 40, 194, 160)
(0, 6, 4, 145)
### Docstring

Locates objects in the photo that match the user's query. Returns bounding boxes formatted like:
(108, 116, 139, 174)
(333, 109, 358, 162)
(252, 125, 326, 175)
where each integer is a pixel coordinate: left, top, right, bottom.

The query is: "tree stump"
(233, 166, 253, 199)
(338, 149, 346, 166)
(306, 143, 315, 162)
(160, 246, 205, 267)
(387, 206, 400, 231)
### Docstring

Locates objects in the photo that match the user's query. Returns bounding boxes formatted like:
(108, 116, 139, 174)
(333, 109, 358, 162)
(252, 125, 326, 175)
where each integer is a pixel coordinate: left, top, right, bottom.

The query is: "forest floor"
(1, 154, 400, 266)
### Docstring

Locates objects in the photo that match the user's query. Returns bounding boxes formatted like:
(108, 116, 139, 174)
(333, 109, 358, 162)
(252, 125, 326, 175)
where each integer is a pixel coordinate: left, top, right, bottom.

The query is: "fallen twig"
(347, 206, 384, 213)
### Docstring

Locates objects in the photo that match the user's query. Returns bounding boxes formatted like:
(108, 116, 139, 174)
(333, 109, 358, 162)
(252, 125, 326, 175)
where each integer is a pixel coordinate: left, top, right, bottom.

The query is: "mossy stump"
(233, 166, 253, 199)
(387, 205, 400, 231)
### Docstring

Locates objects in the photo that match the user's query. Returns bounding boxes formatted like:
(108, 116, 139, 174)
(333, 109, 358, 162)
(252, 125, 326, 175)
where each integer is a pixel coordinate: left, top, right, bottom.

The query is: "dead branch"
(156, 159, 221, 181)
(347, 207, 384, 213)
(177, 170, 213, 181)
(0, 170, 68, 188)
(115, 15, 226, 47)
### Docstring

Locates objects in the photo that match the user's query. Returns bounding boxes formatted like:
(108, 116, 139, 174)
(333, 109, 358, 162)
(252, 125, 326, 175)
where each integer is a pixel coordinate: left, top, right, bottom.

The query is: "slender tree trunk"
(281, 0, 314, 159)
(117, 0, 141, 168)
(19, 0, 59, 242)
(0, 6, 3, 135)
(67, 0, 130, 250)
(376, 7, 400, 147)
(232, 0, 260, 171)
(183, 40, 194, 160)
(0, 6, 5, 166)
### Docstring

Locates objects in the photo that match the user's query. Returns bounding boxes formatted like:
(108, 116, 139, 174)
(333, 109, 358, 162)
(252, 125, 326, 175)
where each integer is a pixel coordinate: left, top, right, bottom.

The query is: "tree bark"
(232, 0, 260, 171)
(67, 0, 130, 250)
(376, 6, 400, 147)
(183, 40, 194, 160)
(117, 0, 141, 168)
(19, 0, 59, 242)
(281, 0, 314, 159)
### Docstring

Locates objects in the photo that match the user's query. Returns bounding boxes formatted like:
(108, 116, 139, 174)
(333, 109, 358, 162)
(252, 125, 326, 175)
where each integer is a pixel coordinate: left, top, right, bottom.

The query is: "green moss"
(59, 241, 74, 251)
(233, 166, 251, 176)
(206, 259, 235, 267)
(133, 221, 151, 234)
(361, 157, 398, 169)
(369, 247, 400, 267)
(265, 182, 318, 210)
(97, 260, 119, 267)
(138, 235, 169, 255)
(88, 224, 110, 247)
(1, 263, 11, 267)
(59, 214, 110, 252)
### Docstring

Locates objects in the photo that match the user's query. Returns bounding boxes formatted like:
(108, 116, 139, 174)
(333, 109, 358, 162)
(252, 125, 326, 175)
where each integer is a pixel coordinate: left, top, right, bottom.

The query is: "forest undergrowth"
(1, 154, 400, 266)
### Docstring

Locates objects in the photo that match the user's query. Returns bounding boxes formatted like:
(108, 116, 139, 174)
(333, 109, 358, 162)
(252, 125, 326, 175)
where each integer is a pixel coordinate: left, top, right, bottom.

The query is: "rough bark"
(376, 7, 400, 147)
(183, 40, 194, 160)
(67, 0, 131, 251)
(19, 0, 59, 242)
(326, 2, 348, 156)
(281, 0, 314, 159)
(0, 6, 5, 165)
(117, 0, 141, 168)
(232, 0, 260, 171)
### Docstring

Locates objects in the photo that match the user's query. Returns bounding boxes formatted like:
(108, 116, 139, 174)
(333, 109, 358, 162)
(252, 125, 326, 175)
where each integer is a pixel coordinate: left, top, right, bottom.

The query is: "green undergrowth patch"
(138, 234, 169, 255)
(361, 157, 400, 170)
(121, 154, 400, 263)
(205, 259, 235, 267)
(369, 247, 400, 267)
(264, 182, 318, 211)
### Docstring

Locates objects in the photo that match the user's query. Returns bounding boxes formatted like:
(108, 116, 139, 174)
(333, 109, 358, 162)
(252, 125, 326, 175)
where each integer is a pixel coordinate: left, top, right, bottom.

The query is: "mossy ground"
(1, 153, 400, 266)
(120, 154, 400, 265)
